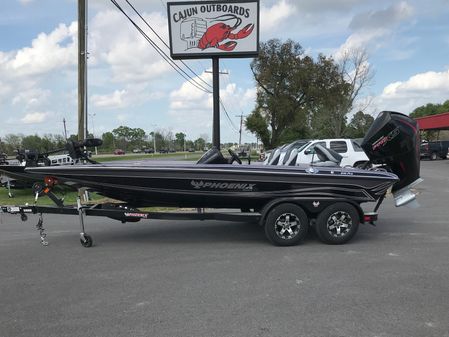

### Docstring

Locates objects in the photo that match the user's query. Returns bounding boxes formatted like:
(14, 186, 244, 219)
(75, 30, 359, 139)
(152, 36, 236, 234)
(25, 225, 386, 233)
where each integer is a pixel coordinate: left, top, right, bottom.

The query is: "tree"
(21, 135, 43, 151)
(246, 39, 354, 148)
(307, 55, 350, 138)
(247, 39, 313, 148)
(194, 137, 206, 151)
(112, 126, 146, 150)
(175, 132, 186, 151)
(102, 132, 115, 150)
(312, 48, 374, 138)
(199, 133, 210, 145)
(410, 100, 449, 118)
(338, 48, 374, 115)
(344, 111, 374, 138)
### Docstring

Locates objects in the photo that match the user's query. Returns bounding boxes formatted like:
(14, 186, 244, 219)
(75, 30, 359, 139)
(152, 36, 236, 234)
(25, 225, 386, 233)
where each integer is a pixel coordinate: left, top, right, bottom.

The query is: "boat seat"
(197, 147, 228, 164)
(285, 148, 298, 166)
(312, 144, 342, 167)
(267, 148, 281, 165)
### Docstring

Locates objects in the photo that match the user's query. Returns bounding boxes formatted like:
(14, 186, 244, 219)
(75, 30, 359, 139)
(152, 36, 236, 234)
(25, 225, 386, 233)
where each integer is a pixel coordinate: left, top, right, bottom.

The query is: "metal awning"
(414, 112, 449, 130)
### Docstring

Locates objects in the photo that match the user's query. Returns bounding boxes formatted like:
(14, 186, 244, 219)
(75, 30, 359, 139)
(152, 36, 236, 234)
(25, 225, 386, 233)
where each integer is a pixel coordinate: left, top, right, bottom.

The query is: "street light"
(88, 112, 98, 155)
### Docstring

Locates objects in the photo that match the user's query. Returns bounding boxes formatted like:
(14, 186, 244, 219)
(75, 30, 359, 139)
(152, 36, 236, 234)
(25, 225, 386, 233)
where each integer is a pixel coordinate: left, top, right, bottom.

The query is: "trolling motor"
(65, 138, 103, 164)
(14, 138, 103, 167)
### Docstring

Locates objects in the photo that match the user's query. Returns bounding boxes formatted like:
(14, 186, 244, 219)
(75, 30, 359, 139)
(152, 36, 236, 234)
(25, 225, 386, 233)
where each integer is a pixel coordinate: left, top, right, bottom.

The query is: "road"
(0, 160, 448, 337)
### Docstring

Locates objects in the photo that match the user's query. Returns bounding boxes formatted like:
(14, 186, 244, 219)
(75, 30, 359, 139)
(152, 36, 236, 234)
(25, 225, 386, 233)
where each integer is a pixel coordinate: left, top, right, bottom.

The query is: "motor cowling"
(361, 111, 421, 196)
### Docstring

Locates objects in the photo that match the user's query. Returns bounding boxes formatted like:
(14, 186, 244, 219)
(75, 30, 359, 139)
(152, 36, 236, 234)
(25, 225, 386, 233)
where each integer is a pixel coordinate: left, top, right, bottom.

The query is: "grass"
(0, 185, 187, 212)
(0, 185, 106, 206)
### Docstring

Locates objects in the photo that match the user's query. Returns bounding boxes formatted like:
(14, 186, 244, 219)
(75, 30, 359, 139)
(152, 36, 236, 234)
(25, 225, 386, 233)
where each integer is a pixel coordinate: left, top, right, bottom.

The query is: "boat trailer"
(0, 180, 381, 248)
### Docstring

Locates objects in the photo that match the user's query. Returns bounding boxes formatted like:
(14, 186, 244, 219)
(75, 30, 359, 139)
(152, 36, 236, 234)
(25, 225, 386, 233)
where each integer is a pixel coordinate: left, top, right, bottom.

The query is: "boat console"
(197, 147, 242, 165)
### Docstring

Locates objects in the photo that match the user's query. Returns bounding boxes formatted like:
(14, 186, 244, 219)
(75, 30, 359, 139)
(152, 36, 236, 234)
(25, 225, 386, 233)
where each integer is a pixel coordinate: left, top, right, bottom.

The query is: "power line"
(220, 99, 239, 132)
(110, 0, 212, 94)
(113, 0, 239, 135)
(125, 0, 213, 90)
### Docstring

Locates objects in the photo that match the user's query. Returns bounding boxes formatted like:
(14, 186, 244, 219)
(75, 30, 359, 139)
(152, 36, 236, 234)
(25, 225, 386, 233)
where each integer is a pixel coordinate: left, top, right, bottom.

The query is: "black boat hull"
(27, 164, 398, 209)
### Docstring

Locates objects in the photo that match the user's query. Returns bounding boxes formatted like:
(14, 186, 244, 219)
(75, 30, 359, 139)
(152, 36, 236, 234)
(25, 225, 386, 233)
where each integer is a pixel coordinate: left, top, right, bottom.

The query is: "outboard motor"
(361, 111, 422, 206)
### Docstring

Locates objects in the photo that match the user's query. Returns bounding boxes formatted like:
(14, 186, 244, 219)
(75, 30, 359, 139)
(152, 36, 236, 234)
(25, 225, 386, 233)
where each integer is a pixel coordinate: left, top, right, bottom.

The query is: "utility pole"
(78, 0, 88, 141)
(63, 118, 68, 140)
(206, 66, 229, 150)
(236, 114, 246, 148)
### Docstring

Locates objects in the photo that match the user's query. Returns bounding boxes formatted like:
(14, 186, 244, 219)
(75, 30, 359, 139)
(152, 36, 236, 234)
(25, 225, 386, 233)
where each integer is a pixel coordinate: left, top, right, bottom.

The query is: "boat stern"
(361, 111, 422, 207)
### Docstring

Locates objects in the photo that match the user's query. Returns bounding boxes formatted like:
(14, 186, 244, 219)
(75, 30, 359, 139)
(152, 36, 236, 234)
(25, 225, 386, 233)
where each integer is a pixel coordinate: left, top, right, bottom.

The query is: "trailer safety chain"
(36, 213, 48, 246)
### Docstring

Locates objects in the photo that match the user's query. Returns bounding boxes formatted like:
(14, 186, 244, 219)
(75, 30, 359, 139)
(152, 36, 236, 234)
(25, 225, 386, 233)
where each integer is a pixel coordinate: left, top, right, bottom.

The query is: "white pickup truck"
(295, 139, 369, 167)
(266, 138, 369, 167)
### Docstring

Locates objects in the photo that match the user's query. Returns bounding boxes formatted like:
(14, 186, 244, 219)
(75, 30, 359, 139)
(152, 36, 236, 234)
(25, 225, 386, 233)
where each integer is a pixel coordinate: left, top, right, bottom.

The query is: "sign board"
(167, 0, 259, 59)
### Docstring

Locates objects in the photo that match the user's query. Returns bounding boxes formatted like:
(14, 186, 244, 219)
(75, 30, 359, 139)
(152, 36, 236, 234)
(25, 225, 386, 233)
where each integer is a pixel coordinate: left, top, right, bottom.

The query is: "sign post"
(167, 0, 259, 150)
(212, 56, 220, 148)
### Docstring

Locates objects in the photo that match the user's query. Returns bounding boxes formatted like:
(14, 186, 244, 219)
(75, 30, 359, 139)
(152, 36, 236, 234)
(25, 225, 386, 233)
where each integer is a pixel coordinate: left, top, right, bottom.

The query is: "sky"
(1, 0, 449, 143)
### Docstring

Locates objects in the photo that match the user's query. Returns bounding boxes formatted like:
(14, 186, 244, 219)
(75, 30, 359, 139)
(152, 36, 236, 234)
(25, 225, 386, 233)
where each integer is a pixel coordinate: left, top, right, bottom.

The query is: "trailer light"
(363, 213, 378, 223)
(44, 176, 58, 187)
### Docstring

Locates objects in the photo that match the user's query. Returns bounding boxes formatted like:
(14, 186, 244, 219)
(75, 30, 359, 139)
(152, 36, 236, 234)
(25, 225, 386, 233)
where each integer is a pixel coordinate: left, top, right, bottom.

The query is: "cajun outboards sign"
(167, 0, 259, 59)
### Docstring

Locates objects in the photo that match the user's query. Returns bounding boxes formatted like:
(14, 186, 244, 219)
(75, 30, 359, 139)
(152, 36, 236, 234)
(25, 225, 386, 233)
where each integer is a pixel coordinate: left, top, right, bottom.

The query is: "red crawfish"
(198, 14, 255, 51)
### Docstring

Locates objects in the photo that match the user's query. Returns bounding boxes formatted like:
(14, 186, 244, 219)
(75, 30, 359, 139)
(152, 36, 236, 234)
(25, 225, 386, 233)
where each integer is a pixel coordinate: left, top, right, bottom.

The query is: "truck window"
(330, 141, 348, 153)
(351, 140, 364, 152)
(307, 142, 326, 154)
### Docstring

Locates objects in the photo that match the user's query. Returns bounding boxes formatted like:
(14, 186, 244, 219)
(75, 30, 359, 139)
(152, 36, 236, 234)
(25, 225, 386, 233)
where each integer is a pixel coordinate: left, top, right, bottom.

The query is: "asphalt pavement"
(0, 160, 448, 337)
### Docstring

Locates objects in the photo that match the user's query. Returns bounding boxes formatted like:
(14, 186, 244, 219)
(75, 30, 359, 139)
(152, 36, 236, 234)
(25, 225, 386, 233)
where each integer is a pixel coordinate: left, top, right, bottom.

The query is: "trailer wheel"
(264, 203, 308, 246)
(430, 152, 437, 160)
(315, 202, 359, 245)
(80, 234, 93, 248)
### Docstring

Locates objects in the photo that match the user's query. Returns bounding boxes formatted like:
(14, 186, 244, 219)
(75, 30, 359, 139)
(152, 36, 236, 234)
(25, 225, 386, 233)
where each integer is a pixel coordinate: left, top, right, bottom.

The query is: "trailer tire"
(264, 203, 308, 246)
(315, 202, 359, 245)
(430, 152, 437, 160)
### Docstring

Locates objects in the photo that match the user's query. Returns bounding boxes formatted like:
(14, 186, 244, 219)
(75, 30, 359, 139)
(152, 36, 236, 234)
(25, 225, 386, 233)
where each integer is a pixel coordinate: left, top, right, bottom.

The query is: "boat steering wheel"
(228, 149, 242, 164)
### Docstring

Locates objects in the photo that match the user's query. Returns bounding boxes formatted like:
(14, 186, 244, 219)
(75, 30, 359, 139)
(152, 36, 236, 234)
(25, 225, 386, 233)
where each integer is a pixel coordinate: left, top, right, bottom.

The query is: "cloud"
(374, 69, 449, 113)
(335, 2, 414, 58)
(12, 88, 51, 108)
(89, 9, 172, 83)
(168, 72, 256, 139)
(260, 0, 297, 34)
(20, 112, 50, 124)
(2, 22, 77, 78)
(91, 90, 127, 109)
(349, 1, 413, 31)
(91, 84, 165, 109)
(18, 0, 34, 5)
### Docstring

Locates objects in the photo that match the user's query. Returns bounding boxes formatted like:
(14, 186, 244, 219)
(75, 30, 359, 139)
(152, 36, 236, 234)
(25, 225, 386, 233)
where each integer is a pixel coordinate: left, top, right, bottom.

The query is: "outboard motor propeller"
(361, 111, 422, 207)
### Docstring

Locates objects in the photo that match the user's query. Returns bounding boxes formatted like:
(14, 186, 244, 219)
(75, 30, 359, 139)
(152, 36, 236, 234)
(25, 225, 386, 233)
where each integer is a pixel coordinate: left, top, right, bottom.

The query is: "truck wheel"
(430, 152, 437, 160)
(264, 203, 308, 246)
(315, 202, 359, 245)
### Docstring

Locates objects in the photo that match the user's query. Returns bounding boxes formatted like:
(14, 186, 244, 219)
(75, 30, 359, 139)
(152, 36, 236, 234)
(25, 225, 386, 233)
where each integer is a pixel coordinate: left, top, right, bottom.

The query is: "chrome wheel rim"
(275, 213, 301, 240)
(327, 211, 352, 237)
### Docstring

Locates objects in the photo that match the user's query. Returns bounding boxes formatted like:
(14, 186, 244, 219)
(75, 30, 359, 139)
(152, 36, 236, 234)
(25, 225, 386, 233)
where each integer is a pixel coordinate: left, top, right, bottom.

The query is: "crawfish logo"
(180, 14, 254, 52)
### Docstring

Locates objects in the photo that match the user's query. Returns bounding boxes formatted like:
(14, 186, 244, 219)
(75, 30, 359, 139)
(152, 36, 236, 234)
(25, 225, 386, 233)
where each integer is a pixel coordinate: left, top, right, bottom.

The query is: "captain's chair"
(312, 144, 342, 167)
(267, 146, 283, 165)
(285, 148, 298, 166)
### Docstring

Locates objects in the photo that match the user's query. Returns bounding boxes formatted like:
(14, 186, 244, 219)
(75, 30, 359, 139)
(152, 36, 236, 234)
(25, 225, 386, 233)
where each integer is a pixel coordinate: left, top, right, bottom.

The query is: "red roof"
(414, 112, 449, 130)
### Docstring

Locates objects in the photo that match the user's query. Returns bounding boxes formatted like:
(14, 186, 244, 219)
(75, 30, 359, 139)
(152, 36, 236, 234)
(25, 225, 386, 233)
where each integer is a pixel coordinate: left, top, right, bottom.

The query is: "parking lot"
(1, 160, 448, 337)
